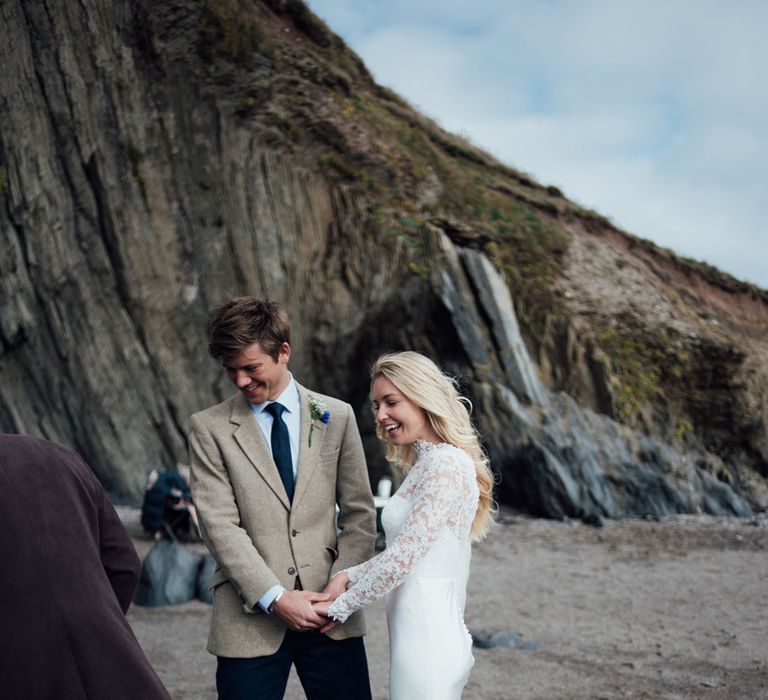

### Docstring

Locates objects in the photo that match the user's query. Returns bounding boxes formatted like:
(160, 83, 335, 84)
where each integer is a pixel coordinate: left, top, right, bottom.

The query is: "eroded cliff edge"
(1, 0, 766, 515)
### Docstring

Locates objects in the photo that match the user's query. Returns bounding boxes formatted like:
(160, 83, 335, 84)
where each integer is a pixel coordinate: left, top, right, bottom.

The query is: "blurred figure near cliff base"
(0, 433, 171, 700)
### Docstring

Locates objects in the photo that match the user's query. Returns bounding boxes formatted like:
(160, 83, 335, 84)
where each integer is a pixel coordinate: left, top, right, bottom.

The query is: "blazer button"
(291, 529, 298, 537)
(288, 567, 296, 575)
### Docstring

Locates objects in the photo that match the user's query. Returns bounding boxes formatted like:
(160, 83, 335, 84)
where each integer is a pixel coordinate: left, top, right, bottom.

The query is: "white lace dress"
(328, 440, 480, 699)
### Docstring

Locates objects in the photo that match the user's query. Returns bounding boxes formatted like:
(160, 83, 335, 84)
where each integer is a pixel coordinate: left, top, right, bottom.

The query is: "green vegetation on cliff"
(186, 1, 766, 468)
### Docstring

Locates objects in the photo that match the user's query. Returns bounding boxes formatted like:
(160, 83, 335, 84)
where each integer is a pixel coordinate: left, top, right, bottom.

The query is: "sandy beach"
(123, 508, 768, 700)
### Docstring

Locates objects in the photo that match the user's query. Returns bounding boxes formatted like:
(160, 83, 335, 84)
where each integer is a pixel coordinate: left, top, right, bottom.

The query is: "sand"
(122, 508, 768, 700)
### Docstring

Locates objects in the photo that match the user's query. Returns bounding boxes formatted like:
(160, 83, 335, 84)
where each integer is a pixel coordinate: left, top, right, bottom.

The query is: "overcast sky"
(308, 1, 767, 289)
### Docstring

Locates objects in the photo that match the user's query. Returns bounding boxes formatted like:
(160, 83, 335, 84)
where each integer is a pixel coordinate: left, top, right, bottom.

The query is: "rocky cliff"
(1, 0, 766, 515)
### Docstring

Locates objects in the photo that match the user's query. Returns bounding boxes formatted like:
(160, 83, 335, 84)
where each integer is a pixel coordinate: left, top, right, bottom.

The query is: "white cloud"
(308, 0, 768, 287)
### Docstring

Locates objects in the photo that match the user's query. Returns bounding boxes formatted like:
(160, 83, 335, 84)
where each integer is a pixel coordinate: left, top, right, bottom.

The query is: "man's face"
(223, 341, 291, 405)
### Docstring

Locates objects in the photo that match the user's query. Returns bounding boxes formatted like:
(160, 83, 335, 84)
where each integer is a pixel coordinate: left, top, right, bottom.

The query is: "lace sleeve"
(327, 452, 468, 623)
(338, 560, 372, 586)
(329, 546, 378, 590)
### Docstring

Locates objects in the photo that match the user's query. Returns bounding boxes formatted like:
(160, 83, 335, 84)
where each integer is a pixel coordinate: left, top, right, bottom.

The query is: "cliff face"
(1, 0, 766, 515)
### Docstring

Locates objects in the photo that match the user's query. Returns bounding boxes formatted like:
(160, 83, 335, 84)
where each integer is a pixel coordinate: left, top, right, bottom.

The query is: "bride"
(314, 351, 495, 699)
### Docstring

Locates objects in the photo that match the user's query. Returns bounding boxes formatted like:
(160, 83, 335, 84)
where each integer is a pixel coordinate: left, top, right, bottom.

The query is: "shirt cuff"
(258, 584, 286, 613)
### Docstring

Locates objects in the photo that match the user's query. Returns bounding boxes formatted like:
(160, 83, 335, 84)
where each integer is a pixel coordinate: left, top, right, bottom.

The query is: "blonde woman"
(314, 351, 495, 699)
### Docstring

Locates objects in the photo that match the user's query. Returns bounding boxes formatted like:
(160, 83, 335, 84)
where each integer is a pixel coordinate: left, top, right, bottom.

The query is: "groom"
(189, 297, 376, 699)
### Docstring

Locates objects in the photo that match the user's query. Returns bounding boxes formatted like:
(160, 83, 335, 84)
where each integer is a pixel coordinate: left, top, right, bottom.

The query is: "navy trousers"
(216, 630, 372, 700)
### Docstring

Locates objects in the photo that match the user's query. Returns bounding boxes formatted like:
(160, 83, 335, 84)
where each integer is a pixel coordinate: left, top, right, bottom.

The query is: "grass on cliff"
(193, 0, 573, 331)
(196, 0, 266, 67)
(195, 0, 738, 375)
(342, 92, 572, 334)
(595, 320, 692, 428)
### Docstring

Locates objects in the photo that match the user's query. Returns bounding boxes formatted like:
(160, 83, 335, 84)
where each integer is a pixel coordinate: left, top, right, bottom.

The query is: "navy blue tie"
(265, 402, 294, 502)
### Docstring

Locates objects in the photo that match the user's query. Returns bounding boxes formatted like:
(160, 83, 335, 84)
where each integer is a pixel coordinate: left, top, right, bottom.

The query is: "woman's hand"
(322, 571, 350, 600)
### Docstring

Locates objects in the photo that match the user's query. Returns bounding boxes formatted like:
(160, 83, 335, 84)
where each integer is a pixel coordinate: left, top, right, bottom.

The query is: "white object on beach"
(376, 477, 392, 499)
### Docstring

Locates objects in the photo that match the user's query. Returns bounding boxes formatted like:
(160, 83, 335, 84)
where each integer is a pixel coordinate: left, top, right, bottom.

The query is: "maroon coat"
(0, 434, 170, 700)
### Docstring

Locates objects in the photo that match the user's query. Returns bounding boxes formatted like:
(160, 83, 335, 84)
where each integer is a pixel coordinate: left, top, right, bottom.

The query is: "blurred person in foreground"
(0, 433, 170, 700)
(189, 297, 376, 699)
(314, 351, 496, 699)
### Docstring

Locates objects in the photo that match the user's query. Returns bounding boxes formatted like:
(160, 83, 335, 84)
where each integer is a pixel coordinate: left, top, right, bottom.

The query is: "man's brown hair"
(207, 297, 290, 361)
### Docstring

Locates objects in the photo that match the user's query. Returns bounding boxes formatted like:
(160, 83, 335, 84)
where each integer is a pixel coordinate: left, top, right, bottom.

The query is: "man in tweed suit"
(189, 297, 376, 699)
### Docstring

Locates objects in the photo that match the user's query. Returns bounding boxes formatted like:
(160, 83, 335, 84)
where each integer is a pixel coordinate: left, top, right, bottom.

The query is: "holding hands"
(315, 572, 351, 633)
(271, 590, 331, 632)
(271, 572, 350, 633)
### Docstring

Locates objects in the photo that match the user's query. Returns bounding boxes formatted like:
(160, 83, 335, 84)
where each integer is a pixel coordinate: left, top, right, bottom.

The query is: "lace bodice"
(327, 441, 479, 623)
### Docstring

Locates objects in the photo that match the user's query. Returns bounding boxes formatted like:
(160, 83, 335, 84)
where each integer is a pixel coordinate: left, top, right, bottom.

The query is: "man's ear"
(279, 342, 291, 365)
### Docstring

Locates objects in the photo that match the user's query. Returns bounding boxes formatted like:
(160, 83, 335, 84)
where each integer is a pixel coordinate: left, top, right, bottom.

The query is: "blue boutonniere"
(308, 396, 331, 447)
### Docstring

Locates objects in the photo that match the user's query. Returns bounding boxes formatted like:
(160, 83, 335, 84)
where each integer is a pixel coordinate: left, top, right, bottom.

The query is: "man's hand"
(322, 572, 350, 601)
(313, 600, 331, 616)
(272, 590, 330, 632)
(312, 600, 338, 634)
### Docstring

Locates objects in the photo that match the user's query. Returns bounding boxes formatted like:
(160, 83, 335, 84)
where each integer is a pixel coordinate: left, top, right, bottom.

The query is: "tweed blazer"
(189, 383, 376, 658)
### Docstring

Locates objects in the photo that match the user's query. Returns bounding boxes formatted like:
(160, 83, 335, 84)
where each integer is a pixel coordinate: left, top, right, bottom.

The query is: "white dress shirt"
(250, 376, 302, 478)
(250, 375, 303, 612)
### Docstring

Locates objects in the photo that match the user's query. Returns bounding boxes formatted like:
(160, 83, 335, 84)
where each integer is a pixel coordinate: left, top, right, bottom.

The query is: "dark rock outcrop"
(418, 229, 757, 517)
(1, 0, 766, 515)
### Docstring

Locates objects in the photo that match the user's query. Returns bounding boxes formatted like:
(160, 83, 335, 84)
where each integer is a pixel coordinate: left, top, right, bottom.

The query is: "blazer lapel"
(230, 394, 291, 510)
(292, 383, 327, 507)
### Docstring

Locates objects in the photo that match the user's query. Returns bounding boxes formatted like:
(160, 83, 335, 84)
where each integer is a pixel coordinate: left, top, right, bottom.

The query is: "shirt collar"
(251, 374, 300, 417)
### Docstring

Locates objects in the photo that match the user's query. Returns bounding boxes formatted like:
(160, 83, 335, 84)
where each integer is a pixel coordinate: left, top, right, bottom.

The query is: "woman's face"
(371, 376, 439, 446)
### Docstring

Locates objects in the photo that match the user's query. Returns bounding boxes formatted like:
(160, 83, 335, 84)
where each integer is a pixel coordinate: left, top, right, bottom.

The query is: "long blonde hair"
(371, 351, 496, 541)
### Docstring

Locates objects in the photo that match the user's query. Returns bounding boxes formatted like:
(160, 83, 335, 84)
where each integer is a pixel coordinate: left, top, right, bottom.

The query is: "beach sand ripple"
(123, 508, 768, 699)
